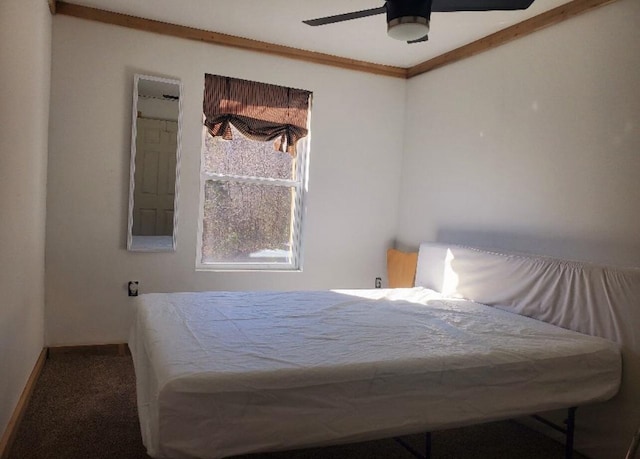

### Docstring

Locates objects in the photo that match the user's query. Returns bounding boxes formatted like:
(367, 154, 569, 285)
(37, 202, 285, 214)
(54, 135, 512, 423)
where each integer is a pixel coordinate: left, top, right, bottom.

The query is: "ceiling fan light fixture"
(387, 16, 430, 41)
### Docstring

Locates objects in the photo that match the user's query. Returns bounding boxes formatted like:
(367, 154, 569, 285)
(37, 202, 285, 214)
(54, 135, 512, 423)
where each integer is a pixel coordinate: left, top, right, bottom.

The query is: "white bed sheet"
(129, 287, 621, 459)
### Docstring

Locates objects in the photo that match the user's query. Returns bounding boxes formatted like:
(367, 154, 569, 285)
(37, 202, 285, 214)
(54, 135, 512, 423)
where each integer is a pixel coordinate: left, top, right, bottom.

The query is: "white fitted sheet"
(129, 287, 621, 459)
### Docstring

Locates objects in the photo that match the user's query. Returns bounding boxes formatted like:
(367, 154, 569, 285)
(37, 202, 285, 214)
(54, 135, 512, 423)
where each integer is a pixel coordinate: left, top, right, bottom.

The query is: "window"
(196, 75, 312, 271)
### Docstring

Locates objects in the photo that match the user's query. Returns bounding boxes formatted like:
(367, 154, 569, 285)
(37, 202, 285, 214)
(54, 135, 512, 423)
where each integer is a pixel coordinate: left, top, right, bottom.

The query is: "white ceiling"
(67, 0, 571, 67)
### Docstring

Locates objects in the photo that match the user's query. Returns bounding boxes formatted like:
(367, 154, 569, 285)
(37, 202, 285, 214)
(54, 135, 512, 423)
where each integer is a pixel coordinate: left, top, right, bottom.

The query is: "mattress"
(129, 287, 621, 459)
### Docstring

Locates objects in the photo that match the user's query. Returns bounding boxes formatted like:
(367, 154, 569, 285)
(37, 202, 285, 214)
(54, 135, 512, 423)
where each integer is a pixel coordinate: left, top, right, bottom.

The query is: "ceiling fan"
(303, 0, 536, 44)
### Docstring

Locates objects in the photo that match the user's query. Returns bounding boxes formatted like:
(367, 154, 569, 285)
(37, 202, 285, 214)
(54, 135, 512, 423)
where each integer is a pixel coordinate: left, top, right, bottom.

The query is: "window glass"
(201, 180, 295, 264)
(198, 126, 308, 270)
(203, 125, 295, 180)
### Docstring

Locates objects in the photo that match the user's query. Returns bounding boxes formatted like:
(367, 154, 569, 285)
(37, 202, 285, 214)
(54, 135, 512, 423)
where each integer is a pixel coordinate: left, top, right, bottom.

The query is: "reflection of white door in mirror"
(133, 118, 177, 236)
(127, 74, 182, 252)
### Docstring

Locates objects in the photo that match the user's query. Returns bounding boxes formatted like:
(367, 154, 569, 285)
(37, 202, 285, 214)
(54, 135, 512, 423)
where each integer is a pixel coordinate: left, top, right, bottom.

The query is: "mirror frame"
(127, 74, 183, 252)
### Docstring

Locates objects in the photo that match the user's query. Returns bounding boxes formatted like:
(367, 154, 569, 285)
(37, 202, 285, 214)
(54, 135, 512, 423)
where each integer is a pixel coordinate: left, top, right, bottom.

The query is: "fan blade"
(303, 6, 386, 26)
(407, 34, 429, 44)
(431, 0, 535, 12)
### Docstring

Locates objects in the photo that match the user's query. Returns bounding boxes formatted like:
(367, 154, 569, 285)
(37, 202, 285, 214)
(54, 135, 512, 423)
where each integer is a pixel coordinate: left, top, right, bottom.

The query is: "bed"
(129, 243, 628, 459)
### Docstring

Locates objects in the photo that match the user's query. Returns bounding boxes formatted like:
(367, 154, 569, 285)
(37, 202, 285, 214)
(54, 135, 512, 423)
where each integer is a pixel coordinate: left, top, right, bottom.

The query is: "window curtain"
(203, 74, 312, 156)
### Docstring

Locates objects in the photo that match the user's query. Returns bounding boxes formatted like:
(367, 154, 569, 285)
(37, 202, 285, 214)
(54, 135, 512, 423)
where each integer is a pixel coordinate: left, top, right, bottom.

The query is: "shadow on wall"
(430, 228, 640, 268)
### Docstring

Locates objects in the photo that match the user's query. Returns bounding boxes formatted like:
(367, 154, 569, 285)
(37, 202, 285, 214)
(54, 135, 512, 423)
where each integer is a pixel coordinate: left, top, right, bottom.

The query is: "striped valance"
(203, 74, 312, 156)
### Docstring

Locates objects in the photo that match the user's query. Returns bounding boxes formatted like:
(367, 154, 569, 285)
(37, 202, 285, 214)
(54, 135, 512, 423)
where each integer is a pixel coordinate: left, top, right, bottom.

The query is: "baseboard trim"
(0, 348, 47, 459)
(47, 343, 129, 356)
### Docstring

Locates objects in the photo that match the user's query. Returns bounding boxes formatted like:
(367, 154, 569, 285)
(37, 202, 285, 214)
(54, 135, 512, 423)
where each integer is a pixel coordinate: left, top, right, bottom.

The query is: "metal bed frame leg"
(565, 407, 577, 459)
(532, 407, 578, 459)
(397, 406, 577, 459)
(393, 432, 431, 459)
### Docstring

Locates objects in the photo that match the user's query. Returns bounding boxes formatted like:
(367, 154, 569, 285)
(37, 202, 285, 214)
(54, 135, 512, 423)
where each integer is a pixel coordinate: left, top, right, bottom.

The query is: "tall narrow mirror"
(127, 74, 182, 251)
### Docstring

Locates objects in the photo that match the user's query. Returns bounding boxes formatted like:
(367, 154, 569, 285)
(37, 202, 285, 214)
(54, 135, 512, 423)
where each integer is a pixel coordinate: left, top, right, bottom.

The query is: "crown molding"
(55, 1, 407, 79)
(407, 0, 620, 78)
(52, 0, 620, 79)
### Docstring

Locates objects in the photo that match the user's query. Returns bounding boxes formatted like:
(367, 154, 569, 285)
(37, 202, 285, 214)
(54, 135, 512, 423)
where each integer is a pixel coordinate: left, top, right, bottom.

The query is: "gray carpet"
(9, 353, 587, 459)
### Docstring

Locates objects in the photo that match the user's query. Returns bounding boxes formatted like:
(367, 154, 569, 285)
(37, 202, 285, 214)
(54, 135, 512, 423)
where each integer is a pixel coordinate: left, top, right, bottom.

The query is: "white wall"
(398, 1, 640, 457)
(0, 0, 50, 441)
(399, 0, 640, 267)
(45, 16, 406, 345)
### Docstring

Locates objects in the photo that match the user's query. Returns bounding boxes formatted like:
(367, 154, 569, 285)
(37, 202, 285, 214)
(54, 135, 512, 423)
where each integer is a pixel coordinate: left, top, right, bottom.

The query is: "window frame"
(195, 126, 310, 272)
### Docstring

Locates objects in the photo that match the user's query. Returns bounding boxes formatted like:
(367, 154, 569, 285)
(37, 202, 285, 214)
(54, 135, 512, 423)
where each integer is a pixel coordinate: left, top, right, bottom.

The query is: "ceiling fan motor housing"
(386, 0, 432, 40)
(386, 0, 432, 23)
